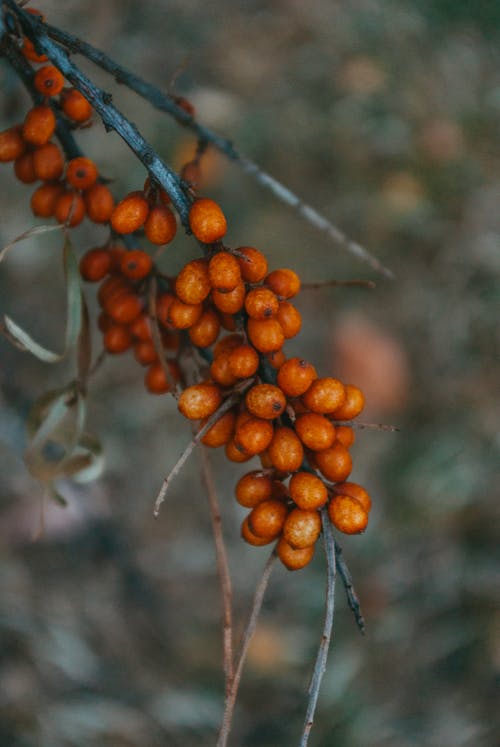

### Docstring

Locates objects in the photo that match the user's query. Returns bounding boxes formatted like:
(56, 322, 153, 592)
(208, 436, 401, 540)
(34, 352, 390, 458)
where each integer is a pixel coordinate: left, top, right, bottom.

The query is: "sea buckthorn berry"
(175, 259, 211, 304)
(32, 142, 64, 181)
(245, 384, 286, 420)
(241, 517, 274, 546)
(277, 301, 302, 338)
(247, 318, 285, 353)
(265, 349, 286, 370)
(234, 409, 253, 430)
(244, 287, 279, 320)
(106, 292, 143, 325)
(335, 425, 355, 449)
(14, 152, 37, 183)
(22, 37, 48, 63)
(30, 182, 64, 217)
(155, 293, 175, 329)
(188, 308, 220, 348)
(66, 157, 98, 190)
(248, 499, 288, 539)
(84, 183, 115, 224)
(277, 358, 317, 398)
(97, 276, 131, 307)
(283, 508, 321, 549)
(110, 191, 149, 234)
(189, 198, 227, 243)
(294, 412, 335, 451)
(144, 204, 177, 245)
(208, 251, 241, 292)
(145, 361, 176, 394)
(22, 105, 56, 146)
(334, 482, 371, 513)
(178, 383, 222, 420)
(331, 384, 365, 420)
(134, 340, 158, 366)
(0, 126, 25, 162)
(268, 427, 304, 473)
(79, 248, 112, 282)
(314, 441, 353, 483)
(210, 353, 238, 388)
(277, 537, 315, 570)
(234, 417, 274, 456)
(107, 246, 127, 273)
(236, 246, 268, 283)
(228, 345, 259, 379)
(167, 298, 203, 330)
(120, 249, 153, 280)
(103, 324, 133, 354)
(225, 439, 253, 463)
(54, 191, 86, 226)
(214, 333, 244, 358)
(200, 410, 236, 448)
(235, 471, 273, 508)
(212, 282, 246, 314)
(302, 377, 346, 414)
(265, 268, 301, 299)
(33, 65, 65, 97)
(328, 495, 368, 534)
(289, 471, 328, 510)
(60, 88, 93, 122)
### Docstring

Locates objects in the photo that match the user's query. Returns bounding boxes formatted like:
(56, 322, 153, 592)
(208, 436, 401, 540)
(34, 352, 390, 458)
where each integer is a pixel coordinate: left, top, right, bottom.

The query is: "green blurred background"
(1, 1, 499, 745)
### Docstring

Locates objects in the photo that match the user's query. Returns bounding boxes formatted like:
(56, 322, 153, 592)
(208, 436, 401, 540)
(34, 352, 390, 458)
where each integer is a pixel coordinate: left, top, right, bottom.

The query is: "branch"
(299, 508, 336, 747)
(301, 278, 376, 290)
(334, 540, 365, 634)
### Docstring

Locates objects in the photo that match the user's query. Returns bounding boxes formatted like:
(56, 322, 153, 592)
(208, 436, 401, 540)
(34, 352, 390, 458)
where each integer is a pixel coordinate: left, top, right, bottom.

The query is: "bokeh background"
(1, 1, 499, 745)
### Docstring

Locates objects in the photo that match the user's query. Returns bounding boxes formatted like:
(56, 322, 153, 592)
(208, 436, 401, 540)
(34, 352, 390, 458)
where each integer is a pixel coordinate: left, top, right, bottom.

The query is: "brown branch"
(335, 420, 400, 432)
(301, 279, 376, 290)
(334, 541, 365, 634)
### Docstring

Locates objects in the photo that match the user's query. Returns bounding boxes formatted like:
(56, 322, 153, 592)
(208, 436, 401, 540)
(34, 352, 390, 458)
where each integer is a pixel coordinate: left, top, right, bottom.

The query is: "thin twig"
(199, 446, 234, 694)
(301, 279, 376, 290)
(334, 540, 365, 634)
(336, 420, 400, 432)
(299, 508, 336, 747)
(217, 549, 277, 747)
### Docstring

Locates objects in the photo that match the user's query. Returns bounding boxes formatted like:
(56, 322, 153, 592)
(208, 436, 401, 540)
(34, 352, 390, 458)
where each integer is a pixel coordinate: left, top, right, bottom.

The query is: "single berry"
(265, 268, 301, 299)
(247, 317, 285, 353)
(33, 65, 65, 97)
(328, 495, 368, 534)
(66, 157, 98, 190)
(335, 425, 355, 449)
(225, 439, 253, 463)
(30, 182, 64, 218)
(144, 204, 177, 244)
(103, 324, 133, 354)
(268, 427, 304, 473)
(302, 377, 346, 414)
(228, 345, 259, 378)
(236, 246, 268, 282)
(189, 198, 227, 243)
(32, 142, 64, 181)
(178, 383, 222, 420)
(188, 308, 221, 348)
(277, 301, 302, 338)
(212, 282, 246, 314)
(283, 508, 321, 549)
(133, 340, 158, 366)
(54, 191, 86, 226)
(277, 358, 317, 397)
(105, 292, 143, 325)
(22, 105, 56, 146)
(110, 191, 149, 234)
(248, 499, 288, 539)
(244, 287, 279, 319)
(167, 298, 203, 329)
(60, 88, 93, 122)
(241, 517, 275, 546)
(277, 537, 315, 570)
(234, 417, 274, 456)
(289, 471, 328, 510)
(79, 248, 112, 282)
(208, 251, 241, 292)
(235, 471, 273, 508)
(200, 410, 236, 448)
(175, 259, 211, 305)
(245, 384, 286, 420)
(334, 482, 371, 513)
(84, 183, 115, 224)
(210, 352, 239, 388)
(331, 384, 365, 420)
(0, 126, 25, 162)
(294, 412, 336, 451)
(14, 152, 37, 184)
(314, 441, 353, 483)
(145, 361, 176, 394)
(120, 249, 153, 280)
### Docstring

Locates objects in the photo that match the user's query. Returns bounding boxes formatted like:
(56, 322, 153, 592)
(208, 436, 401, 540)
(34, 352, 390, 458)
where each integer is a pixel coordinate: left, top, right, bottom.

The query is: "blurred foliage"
(0, 1, 499, 746)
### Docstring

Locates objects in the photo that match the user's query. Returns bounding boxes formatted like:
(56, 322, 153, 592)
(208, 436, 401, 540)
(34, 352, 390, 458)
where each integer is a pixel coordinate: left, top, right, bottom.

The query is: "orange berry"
(33, 65, 65, 97)
(302, 377, 346, 414)
(14, 151, 37, 183)
(277, 301, 302, 338)
(244, 287, 279, 320)
(208, 251, 241, 292)
(79, 248, 112, 282)
(217, 312, 237, 331)
(30, 182, 64, 217)
(155, 293, 175, 329)
(188, 308, 221, 348)
(60, 88, 93, 122)
(0, 126, 25, 162)
(130, 313, 153, 341)
(334, 482, 371, 513)
(241, 517, 275, 546)
(277, 358, 317, 397)
(248, 499, 288, 539)
(265, 268, 301, 299)
(105, 292, 143, 325)
(283, 508, 321, 549)
(212, 282, 246, 314)
(110, 191, 149, 234)
(234, 417, 274, 456)
(178, 383, 222, 420)
(236, 246, 268, 283)
(228, 345, 259, 378)
(97, 276, 131, 307)
(145, 361, 177, 394)
(247, 317, 285, 353)
(54, 191, 86, 226)
(214, 333, 244, 358)
(314, 441, 353, 483)
(294, 412, 336, 451)
(22, 105, 56, 146)
(277, 537, 315, 570)
(289, 472, 328, 510)
(32, 142, 64, 181)
(200, 410, 236, 447)
(133, 340, 158, 366)
(268, 427, 304, 472)
(335, 425, 355, 449)
(84, 183, 115, 224)
(175, 259, 211, 304)
(189, 198, 227, 243)
(66, 157, 98, 190)
(144, 203, 177, 244)
(328, 495, 368, 534)
(21, 37, 48, 63)
(245, 384, 286, 420)
(225, 438, 253, 463)
(331, 384, 365, 420)
(167, 298, 203, 330)
(210, 352, 238, 388)
(120, 249, 153, 280)
(103, 324, 132, 354)
(235, 471, 273, 508)
(265, 349, 286, 370)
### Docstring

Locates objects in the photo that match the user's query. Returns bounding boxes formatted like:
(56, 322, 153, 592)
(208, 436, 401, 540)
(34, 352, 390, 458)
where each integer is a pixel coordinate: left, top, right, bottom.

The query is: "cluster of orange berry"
(0, 7, 372, 571)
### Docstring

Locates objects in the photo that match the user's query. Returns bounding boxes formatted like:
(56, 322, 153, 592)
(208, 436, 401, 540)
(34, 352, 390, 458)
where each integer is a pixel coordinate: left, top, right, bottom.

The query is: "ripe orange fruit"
(32, 142, 64, 181)
(334, 482, 371, 513)
(199, 410, 236, 447)
(248, 499, 288, 539)
(289, 471, 328, 510)
(331, 384, 365, 420)
(208, 251, 241, 292)
(189, 198, 227, 243)
(66, 157, 98, 190)
(211, 282, 246, 314)
(241, 517, 275, 546)
(175, 259, 211, 305)
(60, 88, 93, 122)
(265, 268, 301, 299)
(277, 358, 317, 397)
(79, 248, 112, 282)
(103, 324, 133, 354)
(54, 191, 86, 226)
(110, 191, 149, 234)
(30, 182, 64, 217)
(244, 287, 279, 319)
(283, 508, 321, 549)
(235, 471, 273, 508)
(247, 318, 285, 353)
(144, 204, 177, 244)
(302, 377, 346, 414)
(268, 427, 304, 473)
(276, 301, 302, 338)
(294, 412, 336, 451)
(314, 441, 353, 483)
(178, 383, 222, 420)
(236, 246, 268, 282)
(0, 126, 26, 162)
(188, 308, 221, 348)
(120, 250, 153, 280)
(84, 183, 115, 223)
(22, 105, 56, 146)
(33, 65, 65, 97)
(328, 495, 368, 534)
(14, 152, 37, 184)
(277, 537, 315, 570)
(245, 384, 286, 420)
